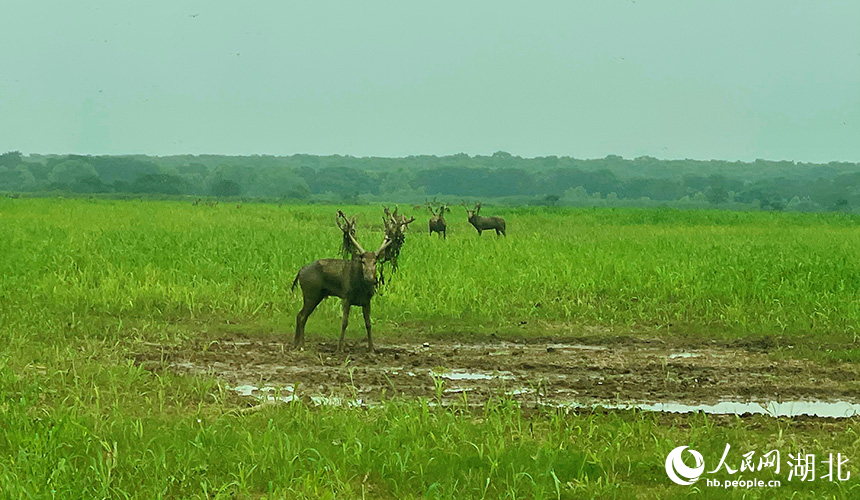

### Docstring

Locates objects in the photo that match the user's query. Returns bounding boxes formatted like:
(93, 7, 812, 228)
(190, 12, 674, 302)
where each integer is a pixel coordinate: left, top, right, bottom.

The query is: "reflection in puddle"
(547, 344, 608, 351)
(668, 352, 700, 359)
(565, 400, 860, 418)
(231, 384, 259, 397)
(229, 385, 296, 403)
(429, 369, 515, 381)
(229, 385, 363, 407)
(310, 396, 362, 407)
(228, 385, 860, 418)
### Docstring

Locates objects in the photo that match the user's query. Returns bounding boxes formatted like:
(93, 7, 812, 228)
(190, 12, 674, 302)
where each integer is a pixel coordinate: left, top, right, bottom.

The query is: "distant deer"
(462, 202, 506, 236)
(427, 203, 450, 238)
(291, 229, 392, 352)
(380, 205, 415, 276)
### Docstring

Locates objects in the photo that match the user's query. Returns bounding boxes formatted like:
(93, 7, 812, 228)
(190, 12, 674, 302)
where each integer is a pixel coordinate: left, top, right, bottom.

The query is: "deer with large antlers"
(462, 201, 506, 236)
(427, 203, 450, 238)
(381, 205, 415, 272)
(291, 228, 392, 352)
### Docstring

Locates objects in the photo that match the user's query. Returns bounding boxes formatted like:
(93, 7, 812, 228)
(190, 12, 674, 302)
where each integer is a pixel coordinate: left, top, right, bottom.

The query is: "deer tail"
(291, 272, 300, 292)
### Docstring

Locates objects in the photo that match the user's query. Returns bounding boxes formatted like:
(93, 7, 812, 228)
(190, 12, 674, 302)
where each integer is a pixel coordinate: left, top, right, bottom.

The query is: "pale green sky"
(2, 1, 858, 162)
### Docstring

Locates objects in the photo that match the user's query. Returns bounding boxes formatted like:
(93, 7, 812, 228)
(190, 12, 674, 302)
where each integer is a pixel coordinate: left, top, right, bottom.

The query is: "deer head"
(463, 201, 481, 221)
(347, 232, 392, 284)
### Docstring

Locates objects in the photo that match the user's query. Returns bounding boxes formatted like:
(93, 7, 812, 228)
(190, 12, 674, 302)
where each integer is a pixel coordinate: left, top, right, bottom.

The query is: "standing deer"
(292, 231, 392, 352)
(462, 202, 506, 236)
(427, 203, 450, 238)
(380, 205, 415, 277)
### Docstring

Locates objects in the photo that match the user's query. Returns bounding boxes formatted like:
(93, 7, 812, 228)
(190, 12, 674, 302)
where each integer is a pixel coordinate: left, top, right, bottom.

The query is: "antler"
(336, 210, 358, 231)
(375, 235, 392, 256)
(336, 210, 348, 231)
(348, 232, 366, 254)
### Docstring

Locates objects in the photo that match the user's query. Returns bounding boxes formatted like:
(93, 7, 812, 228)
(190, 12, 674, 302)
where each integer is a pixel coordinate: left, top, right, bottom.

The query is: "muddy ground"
(135, 334, 860, 414)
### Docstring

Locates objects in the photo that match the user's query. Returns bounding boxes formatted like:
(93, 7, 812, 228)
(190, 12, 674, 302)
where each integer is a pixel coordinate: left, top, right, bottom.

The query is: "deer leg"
(338, 301, 351, 352)
(295, 294, 323, 349)
(362, 303, 374, 352)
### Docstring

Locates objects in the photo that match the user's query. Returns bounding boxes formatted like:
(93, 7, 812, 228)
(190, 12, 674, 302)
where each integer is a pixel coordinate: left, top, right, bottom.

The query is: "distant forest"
(2, 150, 860, 211)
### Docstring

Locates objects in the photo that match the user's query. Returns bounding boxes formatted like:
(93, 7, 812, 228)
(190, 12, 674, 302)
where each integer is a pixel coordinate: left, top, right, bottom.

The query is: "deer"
(380, 206, 415, 279)
(427, 203, 450, 238)
(291, 230, 392, 352)
(462, 201, 506, 236)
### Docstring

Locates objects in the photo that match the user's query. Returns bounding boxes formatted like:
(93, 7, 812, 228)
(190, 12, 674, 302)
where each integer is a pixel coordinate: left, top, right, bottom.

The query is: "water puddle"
(428, 369, 515, 381)
(547, 344, 608, 352)
(231, 384, 259, 397)
(668, 352, 700, 359)
(561, 400, 860, 418)
(230, 385, 296, 403)
(228, 385, 860, 418)
(309, 396, 363, 407)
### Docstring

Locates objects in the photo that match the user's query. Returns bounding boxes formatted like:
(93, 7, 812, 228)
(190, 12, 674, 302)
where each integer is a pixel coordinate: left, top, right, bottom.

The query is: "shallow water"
(576, 400, 860, 418)
(229, 382, 860, 418)
(230, 384, 295, 402)
(428, 369, 515, 381)
(309, 395, 363, 407)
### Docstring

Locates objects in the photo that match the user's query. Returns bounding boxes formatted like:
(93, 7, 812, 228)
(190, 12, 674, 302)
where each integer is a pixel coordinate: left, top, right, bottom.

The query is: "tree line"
(2, 150, 859, 211)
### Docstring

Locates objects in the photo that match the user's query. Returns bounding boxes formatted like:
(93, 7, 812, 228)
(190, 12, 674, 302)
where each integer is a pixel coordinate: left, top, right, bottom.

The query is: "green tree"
(0, 151, 23, 169)
(247, 167, 311, 199)
(48, 159, 99, 186)
(544, 194, 560, 206)
(0, 165, 37, 191)
(210, 178, 241, 197)
(130, 174, 189, 195)
(705, 185, 729, 204)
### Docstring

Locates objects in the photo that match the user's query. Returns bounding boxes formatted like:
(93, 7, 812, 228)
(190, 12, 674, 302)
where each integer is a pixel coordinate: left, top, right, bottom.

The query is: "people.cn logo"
(665, 446, 706, 485)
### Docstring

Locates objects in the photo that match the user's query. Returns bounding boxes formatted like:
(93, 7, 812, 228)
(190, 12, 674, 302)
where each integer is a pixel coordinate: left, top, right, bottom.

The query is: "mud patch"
(135, 335, 860, 417)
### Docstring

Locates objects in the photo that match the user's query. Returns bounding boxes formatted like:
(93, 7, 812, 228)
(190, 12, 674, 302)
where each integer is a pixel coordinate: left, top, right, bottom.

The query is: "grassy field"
(2, 198, 860, 498)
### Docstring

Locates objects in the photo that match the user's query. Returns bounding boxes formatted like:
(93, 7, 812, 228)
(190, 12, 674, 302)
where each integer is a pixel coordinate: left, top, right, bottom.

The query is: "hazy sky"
(2, 1, 858, 162)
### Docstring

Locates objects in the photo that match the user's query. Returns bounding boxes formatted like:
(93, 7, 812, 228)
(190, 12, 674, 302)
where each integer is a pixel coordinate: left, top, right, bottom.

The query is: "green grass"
(3, 198, 860, 342)
(2, 198, 860, 498)
(4, 348, 860, 500)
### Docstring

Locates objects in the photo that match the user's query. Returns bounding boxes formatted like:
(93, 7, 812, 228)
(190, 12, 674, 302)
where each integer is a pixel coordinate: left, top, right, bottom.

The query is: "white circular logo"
(665, 446, 705, 485)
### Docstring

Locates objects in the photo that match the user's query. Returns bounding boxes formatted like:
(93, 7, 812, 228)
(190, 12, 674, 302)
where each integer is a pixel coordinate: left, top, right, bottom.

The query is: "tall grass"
(2, 362, 858, 500)
(2, 198, 860, 343)
(2, 198, 860, 498)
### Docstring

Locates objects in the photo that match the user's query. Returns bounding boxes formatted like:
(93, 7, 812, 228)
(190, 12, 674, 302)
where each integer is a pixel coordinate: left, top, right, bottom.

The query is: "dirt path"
(135, 334, 860, 414)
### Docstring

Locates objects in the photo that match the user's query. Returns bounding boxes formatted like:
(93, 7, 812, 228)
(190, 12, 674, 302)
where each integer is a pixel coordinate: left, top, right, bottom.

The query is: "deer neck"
(348, 259, 377, 295)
